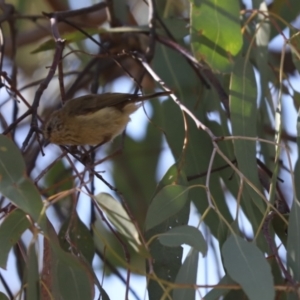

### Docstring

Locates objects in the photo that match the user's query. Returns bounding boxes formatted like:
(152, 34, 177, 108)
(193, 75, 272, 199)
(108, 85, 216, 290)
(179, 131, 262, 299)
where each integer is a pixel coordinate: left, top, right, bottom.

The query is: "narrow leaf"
(146, 167, 190, 300)
(190, 0, 243, 72)
(59, 214, 95, 264)
(269, 0, 300, 39)
(95, 193, 141, 252)
(145, 185, 189, 230)
(52, 244, 94, 300)
(0, 136, 44, 227)
(26, 243, 40, 300)
(0, 209, 30, 268)
(230, 57, 265, 213)
(156, 163, 188, 191)
(294, 109, 300, 208)
(158, 225, 207, 256)
(0, 292, 9, 300)
(204, 275, 235, 300)
(287, 199, 300, 281)
(173, 248, 199, 300)
(222, 235, 275, 300)
(289, 30, 300, 75)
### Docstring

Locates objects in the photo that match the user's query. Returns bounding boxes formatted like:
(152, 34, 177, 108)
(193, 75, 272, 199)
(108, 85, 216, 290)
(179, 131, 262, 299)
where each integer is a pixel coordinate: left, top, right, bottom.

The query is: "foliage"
(0, 0, 299, 299)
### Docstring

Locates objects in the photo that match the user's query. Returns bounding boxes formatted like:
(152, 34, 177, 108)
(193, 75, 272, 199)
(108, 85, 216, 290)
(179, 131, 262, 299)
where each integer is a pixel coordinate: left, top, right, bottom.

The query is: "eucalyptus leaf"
(190, 0, 242, 72)
(95, 192, 142, 252)
(145, 185, 189, 230)
(222, 235, 275, 300)
(0, 292, 9, 300)
(0, 209, 30, 269)
(0, 136, 45, 228)
(26, 243, 40, 300)
(59, 214, 95, 264)
(287, 199, 300, 281)
(230, 57, 265, 214)
(173, 248, 199, 300)
(158, 225, 207, 256)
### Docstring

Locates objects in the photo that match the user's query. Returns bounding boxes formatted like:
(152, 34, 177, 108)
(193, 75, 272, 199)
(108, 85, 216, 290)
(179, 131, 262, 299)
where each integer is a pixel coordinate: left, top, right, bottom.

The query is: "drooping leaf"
(58, 213, 95, 264)
(158, 225, 207, 256)
(287, 199, 300, 281)
(146, 166, 190, 300)
(55, 258, 94, 300)
(111, 100, 163, 226)
(190, 0, 243, 72)
(288, 109, 300, 293)
(230, 57, 265, 214)
(269, 0, 300, 39)
(25, 243, 40, 300)
(44, 160, 73, 218)
(0, 292, 9, 300)
(145, 185, 189, 230)
(0, 135, 45, 229)
(0, 209, 30, 269)
(222, 235, 275, 300)
(204, 274, 235, 300)
(254, 2, 270, 115)
(173, 248, 199, 300)
(95, 192, 142, 252)
(156, 163, 188, 191)
(46, 222, 96, 300)
(289, 30, 300, 74)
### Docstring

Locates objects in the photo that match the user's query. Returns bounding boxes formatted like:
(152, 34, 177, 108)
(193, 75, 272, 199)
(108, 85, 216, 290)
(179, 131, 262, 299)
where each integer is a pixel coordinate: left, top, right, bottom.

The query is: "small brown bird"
(44, 91, 171, 146)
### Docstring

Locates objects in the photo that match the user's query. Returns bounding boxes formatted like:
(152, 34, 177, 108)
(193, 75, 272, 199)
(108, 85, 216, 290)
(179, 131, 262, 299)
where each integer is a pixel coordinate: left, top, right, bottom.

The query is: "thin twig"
(42, 2, 107, 20)
(22, 16, 65, 151)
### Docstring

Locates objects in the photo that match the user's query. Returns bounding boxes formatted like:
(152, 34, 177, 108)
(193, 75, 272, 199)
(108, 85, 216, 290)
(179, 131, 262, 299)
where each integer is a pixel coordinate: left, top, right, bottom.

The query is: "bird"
(44, 91, 171, 146)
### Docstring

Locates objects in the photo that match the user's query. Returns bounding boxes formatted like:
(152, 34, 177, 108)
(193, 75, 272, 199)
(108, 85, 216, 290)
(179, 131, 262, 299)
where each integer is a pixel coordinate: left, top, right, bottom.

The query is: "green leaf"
(158, 225, 207, 256)
(254, 2, 270, 110)
(173, 248, 199, 300)
(156, 163, 188, 191)
(95, 193, 142, 252)
(26, 243, 40, 300)
(293, 91, 300, 110)
(191, 117, 234, 238)
(287, 199, 300, 281)
(146, 167, 190, 300)
(291, 111, 300, 291)
(190, 0, 243, 72)
(0, 292, 9, 300)
(222, 235, 275, 300)
(230, 57, 265, 214)
(55, 259, 93, 300)
(289, 30, 300, 74)
(145, 185, 190, 230)
(0, 135, 44, 227)
(46, 223, 95, 300)
(111, 100, 163, 225)
(0, 209, 30, 269)
(269, 0, 300, 39)
(59, 214, 95, 264)
(272, 213, 288, 247)
(158, 18, 189, 39)
(204, 275, 235, 300)
(295, 109, 300, 203)
(44, 160, 73, 202)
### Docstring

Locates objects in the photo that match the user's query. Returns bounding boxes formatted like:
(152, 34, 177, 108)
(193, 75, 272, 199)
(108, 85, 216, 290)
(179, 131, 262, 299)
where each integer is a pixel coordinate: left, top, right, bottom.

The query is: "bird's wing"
(65, 93, 141, 116)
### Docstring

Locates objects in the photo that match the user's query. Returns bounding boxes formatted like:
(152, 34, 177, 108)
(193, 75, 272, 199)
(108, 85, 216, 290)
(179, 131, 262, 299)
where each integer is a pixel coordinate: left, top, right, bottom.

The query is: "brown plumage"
(44, 91, 171, 146)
